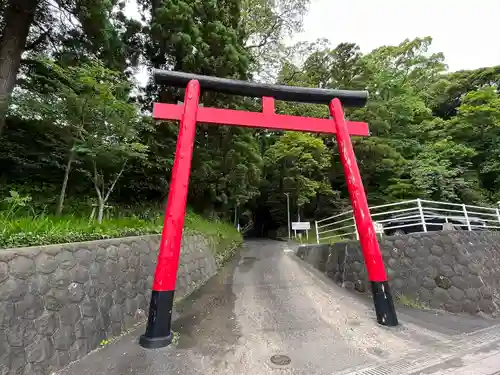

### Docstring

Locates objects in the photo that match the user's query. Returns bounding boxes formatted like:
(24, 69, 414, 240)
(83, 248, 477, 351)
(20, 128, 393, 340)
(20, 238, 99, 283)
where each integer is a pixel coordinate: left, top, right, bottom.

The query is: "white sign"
(373, 221, 384, 234)
(292, 222, 311, 230)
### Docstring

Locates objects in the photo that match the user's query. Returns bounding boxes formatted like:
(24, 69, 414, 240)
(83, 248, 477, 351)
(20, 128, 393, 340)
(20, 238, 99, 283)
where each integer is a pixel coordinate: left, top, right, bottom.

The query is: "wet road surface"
(58, 239, 500, 375)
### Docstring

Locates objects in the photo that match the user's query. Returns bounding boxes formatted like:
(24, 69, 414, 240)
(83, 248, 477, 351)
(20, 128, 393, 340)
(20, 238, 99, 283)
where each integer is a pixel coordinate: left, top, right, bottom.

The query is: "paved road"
(59, 239, 500, 375)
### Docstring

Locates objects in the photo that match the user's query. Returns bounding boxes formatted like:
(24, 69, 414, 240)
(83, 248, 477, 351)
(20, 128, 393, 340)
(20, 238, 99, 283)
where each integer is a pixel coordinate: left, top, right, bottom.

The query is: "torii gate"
(139, 70, 399, 349)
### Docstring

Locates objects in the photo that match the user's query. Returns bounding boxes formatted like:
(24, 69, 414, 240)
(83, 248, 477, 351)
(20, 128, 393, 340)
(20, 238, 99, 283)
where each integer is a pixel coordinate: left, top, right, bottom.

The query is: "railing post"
(463, 204, 472, 231)
(496, 208, 500, 227)
(315, 221, 320, 244)
(417, 198, 427, 232)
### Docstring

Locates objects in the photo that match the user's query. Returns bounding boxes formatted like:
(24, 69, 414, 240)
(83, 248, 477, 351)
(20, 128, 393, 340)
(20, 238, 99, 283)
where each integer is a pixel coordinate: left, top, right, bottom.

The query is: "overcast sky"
(292, 0, 500, 72)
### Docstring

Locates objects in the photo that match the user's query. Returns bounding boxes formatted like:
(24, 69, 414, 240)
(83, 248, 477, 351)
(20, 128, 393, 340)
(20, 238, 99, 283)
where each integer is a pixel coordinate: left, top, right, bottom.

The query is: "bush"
(0, 214, 163, 248)
(0, 190, 242, 258)
(0, 211, 242, 254)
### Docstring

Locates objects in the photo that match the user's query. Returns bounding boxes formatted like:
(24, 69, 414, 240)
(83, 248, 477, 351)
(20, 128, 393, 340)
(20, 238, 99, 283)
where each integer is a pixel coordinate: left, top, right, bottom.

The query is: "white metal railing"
(315, 198, 500, 244)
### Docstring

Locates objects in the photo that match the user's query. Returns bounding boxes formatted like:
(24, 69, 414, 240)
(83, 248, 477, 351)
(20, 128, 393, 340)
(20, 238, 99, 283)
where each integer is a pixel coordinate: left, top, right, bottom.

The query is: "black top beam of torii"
(153, 69, 369, 108)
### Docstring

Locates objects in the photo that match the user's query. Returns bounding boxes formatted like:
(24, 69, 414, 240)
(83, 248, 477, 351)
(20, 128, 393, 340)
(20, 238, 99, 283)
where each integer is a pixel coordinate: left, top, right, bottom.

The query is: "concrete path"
(58, 239, 500, 375)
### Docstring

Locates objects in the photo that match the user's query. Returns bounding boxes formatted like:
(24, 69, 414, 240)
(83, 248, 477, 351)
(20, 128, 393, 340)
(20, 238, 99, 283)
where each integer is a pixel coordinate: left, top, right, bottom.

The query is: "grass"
(396, 293, 429, 310)
(0, 210, 242, 256)
(184, 212, 243, 266)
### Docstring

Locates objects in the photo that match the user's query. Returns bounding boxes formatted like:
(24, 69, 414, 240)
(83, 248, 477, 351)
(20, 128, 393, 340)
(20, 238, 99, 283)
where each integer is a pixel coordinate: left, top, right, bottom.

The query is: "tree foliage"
(1, 1, 500, 233)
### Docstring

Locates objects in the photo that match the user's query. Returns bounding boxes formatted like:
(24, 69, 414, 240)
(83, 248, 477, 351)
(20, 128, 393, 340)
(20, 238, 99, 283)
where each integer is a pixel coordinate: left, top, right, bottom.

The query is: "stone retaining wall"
(296, 231, 500, 317)
(0, 233, 219, 375)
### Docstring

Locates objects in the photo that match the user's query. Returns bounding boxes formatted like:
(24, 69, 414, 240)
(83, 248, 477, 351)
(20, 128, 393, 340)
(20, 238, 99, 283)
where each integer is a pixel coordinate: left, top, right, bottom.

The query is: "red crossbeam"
(153, 97, 369, 136)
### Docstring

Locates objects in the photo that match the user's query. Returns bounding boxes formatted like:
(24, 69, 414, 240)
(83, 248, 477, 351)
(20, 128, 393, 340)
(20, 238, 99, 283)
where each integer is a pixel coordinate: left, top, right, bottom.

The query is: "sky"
(292, 0, 500, 72)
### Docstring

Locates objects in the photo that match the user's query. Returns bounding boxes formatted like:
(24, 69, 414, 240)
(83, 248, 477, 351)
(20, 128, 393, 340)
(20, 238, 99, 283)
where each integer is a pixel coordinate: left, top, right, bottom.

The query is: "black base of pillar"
(139, 290, 175, 349)
(371, 281, 398, 327)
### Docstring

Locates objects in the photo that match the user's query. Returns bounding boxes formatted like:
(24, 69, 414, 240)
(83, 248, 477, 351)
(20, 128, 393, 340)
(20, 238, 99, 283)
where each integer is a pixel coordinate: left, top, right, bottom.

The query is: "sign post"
(140, 70, 398, 349)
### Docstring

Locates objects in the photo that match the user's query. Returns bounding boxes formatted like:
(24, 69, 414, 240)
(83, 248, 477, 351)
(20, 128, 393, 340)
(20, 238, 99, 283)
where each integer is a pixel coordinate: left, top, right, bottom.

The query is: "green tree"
(445, 87, 500, 196)
(11, 58, 146, 218)
(0, 0, 138, 133)
(264, 132, 335, 223)
(409, 139, 480, 202)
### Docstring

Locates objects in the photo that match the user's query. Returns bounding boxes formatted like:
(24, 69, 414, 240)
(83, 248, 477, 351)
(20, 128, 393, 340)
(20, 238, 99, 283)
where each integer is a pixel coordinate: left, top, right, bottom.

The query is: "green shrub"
(0, 214, 163, 248)
(0, 209, 242, 254)
(0, 189, 242, 258)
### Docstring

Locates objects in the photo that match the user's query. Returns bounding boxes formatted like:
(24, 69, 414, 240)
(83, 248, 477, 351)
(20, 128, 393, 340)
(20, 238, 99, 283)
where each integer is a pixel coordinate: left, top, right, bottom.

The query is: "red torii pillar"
(139, 71, 398, 349)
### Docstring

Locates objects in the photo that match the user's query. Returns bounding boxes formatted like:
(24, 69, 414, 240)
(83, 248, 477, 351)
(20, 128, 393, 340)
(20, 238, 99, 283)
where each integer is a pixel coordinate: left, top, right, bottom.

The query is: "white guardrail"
(315, 198, 500, 244)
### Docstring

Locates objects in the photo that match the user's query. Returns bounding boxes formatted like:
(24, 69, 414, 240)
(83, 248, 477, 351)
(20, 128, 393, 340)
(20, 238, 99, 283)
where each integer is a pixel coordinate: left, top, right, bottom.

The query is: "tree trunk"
(97, 200, 105, 224)
(0, 0, 39, 135)
(56, 149, 75, 215)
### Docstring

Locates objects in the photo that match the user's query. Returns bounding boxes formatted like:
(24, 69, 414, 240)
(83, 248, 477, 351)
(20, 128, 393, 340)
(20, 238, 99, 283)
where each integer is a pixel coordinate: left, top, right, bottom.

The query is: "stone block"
(26, 337, 53, 364)
(117, 244, 132, 259)
(9, 257, 35, 280)
(430, 245, 444, 256)
(54, 349, 71, 368)
(59, 304, 81, 326)
(441, 253, 454, 266)
(435, 275, 451, 289)
(124, 298, 138, 316)
(422, 277, 436, 290)
(416, 246, 430, 258)
(50, 269, 71, 288)
(427, 255, 442, 268)
(404, 247, 418, 258)
(69, 266, 90, 284)
(449, 286, 465, 301)
(34, 254, 58, 274)
(109, 305, 123, 323)
(439, 265, 454, 277)
(8, 347, 26, 374)
(387, 258, 398, 269)
(34, 313, 58, 336)
(112, 289, 127, 305)
(94, 247, 107, 263)
(0, 301, 14, 329)
(105, 245, 119, 260)
(463, 300, 479, 315)
(467, 262, 481, 275)
(69, 339, 90, 362)
(82, 299, 98, 318)
(45, 289, 67, 311)
(392, 278, 405, 290)
(479, 285, 493, 299)
(451, 275, 468, 290)
(98, 294, 113, 313)
(456, 254, 470, 266)
(29, 274, 50, 296)
(53, 326, 76, 350)
(479, 299, 495, 314)
(67, 283, 85, 303)
(55, 251, 76, 270)
(74, 249, 93, 266)
(0, 278, 27, 302)
(432, 287, 450, 304)
(444, 301, 463, 313)
(351, 261, 363, 273)
(418, 287, 432, 303)
(14, 294, 44, 320)
(343, 281, 354, 291)
(466, 275, 483, 288)
(0, 262, 9, 283)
